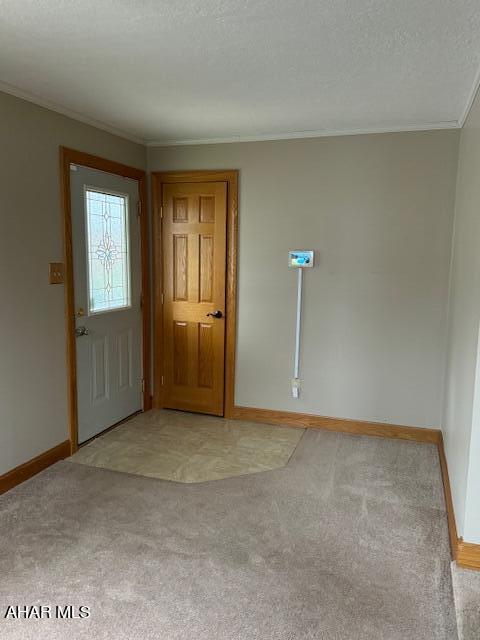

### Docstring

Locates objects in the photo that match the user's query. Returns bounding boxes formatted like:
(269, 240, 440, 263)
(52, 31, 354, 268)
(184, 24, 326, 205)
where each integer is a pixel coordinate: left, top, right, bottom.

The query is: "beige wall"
(0, 89, 464, 497)
(443, 86, 480, 543)
(0, 91, 146, 475)
(148, 131, 459, 428)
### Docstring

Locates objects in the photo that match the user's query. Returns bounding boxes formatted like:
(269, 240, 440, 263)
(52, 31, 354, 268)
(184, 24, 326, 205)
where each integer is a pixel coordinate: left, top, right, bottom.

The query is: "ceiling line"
(459, 63, 480, 127)
(145, 121, 460, 147)
(0, 77, 472, 148)
(0, 79, 145, 145)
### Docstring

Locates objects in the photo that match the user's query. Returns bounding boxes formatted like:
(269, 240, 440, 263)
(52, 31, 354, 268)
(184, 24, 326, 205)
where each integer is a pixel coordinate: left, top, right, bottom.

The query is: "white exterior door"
(71, 165, 143, 444)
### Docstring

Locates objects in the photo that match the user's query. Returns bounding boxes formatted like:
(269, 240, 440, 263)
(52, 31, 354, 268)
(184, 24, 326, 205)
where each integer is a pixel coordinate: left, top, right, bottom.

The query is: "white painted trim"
(0, 80, 145, 145)
(145, 121, 460, 147)
(459, 64, 480, 128)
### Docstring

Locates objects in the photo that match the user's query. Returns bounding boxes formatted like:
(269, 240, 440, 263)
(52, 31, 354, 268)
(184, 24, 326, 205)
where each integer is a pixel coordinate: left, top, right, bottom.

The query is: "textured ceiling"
(0, 0, 479, 145)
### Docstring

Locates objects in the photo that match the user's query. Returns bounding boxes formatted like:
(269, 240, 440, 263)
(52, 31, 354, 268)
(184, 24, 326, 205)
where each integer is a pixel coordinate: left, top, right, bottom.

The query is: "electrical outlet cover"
(49, 262, 65, 284)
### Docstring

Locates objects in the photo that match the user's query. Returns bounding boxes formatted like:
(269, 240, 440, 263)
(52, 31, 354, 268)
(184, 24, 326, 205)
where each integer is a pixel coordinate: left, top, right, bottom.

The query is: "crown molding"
(0, 80, 145, 145)
(459, 63, 480, 128)
(145, 121, 460, 147)
(0, 79, 464, 149)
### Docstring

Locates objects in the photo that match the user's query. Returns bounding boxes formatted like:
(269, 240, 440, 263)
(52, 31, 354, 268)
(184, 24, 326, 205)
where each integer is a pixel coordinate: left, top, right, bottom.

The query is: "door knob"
(206, 310, 223, 319)
(75, 326, 90, 337)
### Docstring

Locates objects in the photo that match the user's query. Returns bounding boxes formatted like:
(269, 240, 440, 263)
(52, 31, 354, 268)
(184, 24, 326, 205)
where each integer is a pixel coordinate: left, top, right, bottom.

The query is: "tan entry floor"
(69, 409, 304, 483)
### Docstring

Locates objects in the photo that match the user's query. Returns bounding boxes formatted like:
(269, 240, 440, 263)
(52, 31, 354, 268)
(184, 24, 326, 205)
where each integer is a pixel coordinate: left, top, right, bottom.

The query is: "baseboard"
(437, 433, 459, 560)
(457, 540, 480, 570)
(437, 434, 480, 571)
(232, 406, 441, 443)
(0, 441, 70, 495)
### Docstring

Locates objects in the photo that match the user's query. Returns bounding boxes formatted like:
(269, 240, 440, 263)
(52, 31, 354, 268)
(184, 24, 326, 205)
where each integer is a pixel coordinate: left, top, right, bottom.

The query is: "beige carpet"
(69, 409, 304, 482)
(0, 428, 457, 639)
(451, 562, 480, 640)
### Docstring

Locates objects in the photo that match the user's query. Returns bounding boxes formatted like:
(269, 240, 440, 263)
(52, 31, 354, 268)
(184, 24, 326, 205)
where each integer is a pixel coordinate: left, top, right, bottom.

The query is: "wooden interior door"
(162, 182, 227, 415)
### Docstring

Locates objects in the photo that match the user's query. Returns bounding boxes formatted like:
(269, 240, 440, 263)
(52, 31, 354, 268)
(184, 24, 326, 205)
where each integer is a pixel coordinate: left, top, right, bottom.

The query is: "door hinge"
(137, 200, 142, 217)
(140, 292, 144, 309)
(161, 375, 164, 386)
(141, 379, 145, 393)
(160, 205, 163, 219)
(161, 292, 164, 305)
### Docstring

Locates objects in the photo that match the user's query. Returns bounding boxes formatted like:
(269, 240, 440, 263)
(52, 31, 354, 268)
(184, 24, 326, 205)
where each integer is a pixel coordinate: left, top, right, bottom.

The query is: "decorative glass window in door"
(85, 189, 131, 314)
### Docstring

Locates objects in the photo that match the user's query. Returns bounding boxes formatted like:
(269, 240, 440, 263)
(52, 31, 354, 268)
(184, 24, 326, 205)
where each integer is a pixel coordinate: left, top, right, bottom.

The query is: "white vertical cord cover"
(292, 267, 303, 397)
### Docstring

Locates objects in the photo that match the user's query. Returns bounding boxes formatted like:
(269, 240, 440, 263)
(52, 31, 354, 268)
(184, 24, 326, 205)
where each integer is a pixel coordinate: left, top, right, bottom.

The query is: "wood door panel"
(188, 233, 200, 305)
(199, 235, 214, 302)
(167, 223, 215, 234)
(173, 197, 189, 222)
(173, 321, 189, 386)
(171, 303, 220, 322)
(162, 182, 227, 415)
(198, 323, 214, 388)
(173, 235, 188, 301)
(199, 196, 215, 222)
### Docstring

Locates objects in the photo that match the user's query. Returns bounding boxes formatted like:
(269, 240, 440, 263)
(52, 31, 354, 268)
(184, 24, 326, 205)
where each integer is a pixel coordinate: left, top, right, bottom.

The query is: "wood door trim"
(152, 170, 238, 418)
(60, 147, 151, 454)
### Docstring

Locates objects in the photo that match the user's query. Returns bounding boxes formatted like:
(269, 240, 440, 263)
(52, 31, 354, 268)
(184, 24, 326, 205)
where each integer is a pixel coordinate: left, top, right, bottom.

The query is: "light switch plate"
(49, 262, 65, 284)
